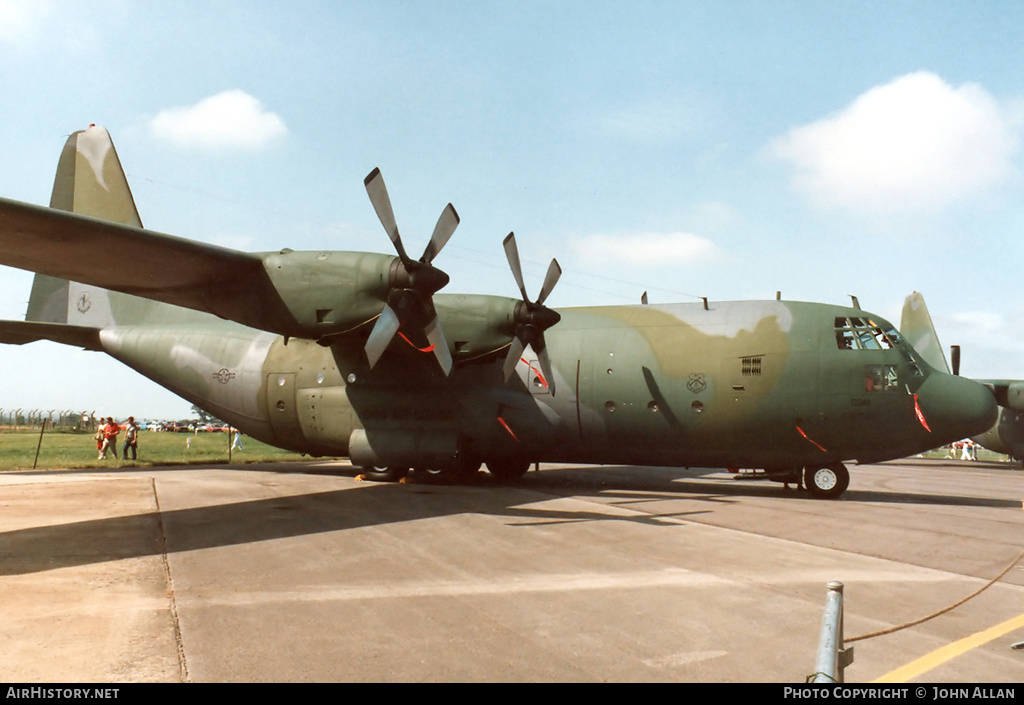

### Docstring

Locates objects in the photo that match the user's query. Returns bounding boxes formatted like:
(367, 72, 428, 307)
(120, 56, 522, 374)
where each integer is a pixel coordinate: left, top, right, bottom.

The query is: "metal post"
(33, 421, 46, 470)
(812, 581, 854, 683)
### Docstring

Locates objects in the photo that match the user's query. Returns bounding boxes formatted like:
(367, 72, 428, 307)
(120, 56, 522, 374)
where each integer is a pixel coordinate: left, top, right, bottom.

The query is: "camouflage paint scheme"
(900, 292, 1024, 462)
(0, 127, 999, 497)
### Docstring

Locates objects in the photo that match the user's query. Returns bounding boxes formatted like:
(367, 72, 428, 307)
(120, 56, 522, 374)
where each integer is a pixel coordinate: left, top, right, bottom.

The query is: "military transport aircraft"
(900, 292, 1024, 463)
(0, 126, 999, 498)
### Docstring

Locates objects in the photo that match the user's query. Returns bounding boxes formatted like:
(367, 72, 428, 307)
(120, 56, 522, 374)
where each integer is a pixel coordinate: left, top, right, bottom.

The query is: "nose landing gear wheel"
(803, 464, 849, 499)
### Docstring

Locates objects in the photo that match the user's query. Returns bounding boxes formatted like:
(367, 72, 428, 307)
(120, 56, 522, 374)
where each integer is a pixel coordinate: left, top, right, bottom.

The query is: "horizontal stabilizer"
(0, 320, 102, 350)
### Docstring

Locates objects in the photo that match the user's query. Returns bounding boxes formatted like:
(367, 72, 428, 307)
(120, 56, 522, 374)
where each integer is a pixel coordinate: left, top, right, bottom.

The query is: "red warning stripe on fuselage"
(796, 425, 828, 453)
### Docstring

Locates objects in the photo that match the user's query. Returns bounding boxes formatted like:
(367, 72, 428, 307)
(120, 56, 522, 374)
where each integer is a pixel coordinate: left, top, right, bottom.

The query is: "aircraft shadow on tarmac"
(465, 462, 1023, 511)
(0, 461, 1018, 576)
(0, 465, 722, 576)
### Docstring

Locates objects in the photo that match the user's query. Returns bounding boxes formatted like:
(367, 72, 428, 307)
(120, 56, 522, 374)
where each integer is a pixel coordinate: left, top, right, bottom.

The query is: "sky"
(1, 0, 1023, 420)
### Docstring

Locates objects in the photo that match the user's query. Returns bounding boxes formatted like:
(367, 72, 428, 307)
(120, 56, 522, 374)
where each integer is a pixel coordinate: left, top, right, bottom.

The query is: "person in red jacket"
(99, 417, 120, 460)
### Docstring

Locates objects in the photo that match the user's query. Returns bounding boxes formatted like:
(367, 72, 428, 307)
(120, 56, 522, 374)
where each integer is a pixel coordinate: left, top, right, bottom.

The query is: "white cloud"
(768, 72, 1020, 212)
(572, 231, 719, 269)
(150, 90, 288, 150)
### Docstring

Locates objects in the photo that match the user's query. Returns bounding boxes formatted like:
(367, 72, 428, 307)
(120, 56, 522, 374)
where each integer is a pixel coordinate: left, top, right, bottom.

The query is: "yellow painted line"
(873, 613, 1024, 683)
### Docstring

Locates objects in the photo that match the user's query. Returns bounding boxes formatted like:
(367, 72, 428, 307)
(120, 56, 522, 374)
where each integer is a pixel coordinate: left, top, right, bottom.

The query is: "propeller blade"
(502, 336, 526, 382)
(951, 344, 961, 376)
(361, 168, 458, 374)
(503, 232, 529, 302)
(536, 341, 557, 396)
(500, 231, 561, 394)
(364, 168, 411, 263)
(421, 203, 459, 264)
(364, 304, 401, 369)
(423, 315, 453, 376)
(536, 259, 561, 306)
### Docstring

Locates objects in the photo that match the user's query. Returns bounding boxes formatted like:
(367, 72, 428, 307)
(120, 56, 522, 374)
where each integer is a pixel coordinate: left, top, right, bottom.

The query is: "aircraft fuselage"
(99, 296, 996, 477)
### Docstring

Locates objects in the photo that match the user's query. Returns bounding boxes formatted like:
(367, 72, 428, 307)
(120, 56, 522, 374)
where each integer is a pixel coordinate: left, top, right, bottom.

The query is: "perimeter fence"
(0, 409, 97, 432)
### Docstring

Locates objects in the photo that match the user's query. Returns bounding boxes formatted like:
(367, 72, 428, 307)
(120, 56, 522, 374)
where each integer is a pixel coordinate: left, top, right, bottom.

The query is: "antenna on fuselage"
(850, 295, 861, 309)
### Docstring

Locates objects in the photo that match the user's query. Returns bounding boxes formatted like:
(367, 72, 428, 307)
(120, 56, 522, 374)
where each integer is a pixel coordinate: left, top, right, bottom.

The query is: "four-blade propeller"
(501, 232, 562, 395)
(363, 168, 458, 375)
(361, 170, 562, 389)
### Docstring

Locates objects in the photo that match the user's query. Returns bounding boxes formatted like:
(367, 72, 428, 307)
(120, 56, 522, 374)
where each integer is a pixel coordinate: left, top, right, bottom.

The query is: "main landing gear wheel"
(803, 464, 849, 500)
(361, 466, 409, 483)
(486, 459, 530, 483)
(416, 456, 483, 485)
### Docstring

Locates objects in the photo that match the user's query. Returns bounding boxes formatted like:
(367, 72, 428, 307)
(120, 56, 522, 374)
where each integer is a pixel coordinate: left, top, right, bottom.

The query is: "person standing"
(123, 416, 139, 461)
(100, 417, 120, 459)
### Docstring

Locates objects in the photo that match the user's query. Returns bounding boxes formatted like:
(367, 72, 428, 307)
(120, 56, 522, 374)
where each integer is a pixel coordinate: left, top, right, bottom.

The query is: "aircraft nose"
(915, 372, 997, 441)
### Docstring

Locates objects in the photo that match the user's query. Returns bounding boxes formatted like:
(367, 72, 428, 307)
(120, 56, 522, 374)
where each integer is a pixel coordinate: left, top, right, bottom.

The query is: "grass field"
(1, 428, 1013, 473)
(0, 428, 313, 471)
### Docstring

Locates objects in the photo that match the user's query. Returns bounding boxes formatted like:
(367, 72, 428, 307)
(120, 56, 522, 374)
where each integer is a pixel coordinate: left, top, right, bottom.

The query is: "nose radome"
(916, 372, 998, 442)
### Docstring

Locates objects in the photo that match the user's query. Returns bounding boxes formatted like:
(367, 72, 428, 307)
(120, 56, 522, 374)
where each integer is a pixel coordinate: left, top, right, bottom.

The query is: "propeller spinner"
(363, 168, 458, 374)
(502, 232, 562, 395)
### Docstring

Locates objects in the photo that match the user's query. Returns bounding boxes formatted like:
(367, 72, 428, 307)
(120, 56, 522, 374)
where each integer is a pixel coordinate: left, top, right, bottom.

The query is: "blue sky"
(1, 1, 1023, 420)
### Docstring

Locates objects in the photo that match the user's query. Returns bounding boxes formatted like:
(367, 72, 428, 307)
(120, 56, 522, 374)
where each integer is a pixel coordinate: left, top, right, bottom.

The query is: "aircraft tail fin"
(900, 292, 950, 373)
(25, 125, 142, 327)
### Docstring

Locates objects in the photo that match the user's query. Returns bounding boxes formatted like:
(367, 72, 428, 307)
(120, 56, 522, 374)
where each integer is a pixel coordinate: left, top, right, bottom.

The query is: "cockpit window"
(834, 317, 923, 376)
(835, 317, 897, 351)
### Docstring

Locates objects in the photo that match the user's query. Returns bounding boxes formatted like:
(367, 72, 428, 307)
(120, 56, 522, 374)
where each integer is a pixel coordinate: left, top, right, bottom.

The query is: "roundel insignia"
(213, 368, 236, 384)
(687, 372, 708, 394)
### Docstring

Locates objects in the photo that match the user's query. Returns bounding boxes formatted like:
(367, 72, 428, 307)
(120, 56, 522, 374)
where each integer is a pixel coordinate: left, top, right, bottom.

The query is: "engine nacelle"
(1003, 382, 1024, 412)
(260, 250, 395, 338)
(973, 404, 1024, 460)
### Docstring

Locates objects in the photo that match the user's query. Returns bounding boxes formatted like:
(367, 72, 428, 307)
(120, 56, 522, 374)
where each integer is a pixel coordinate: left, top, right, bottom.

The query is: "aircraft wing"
(0, 197, 297, 334)
(0, 320, 102, 350)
